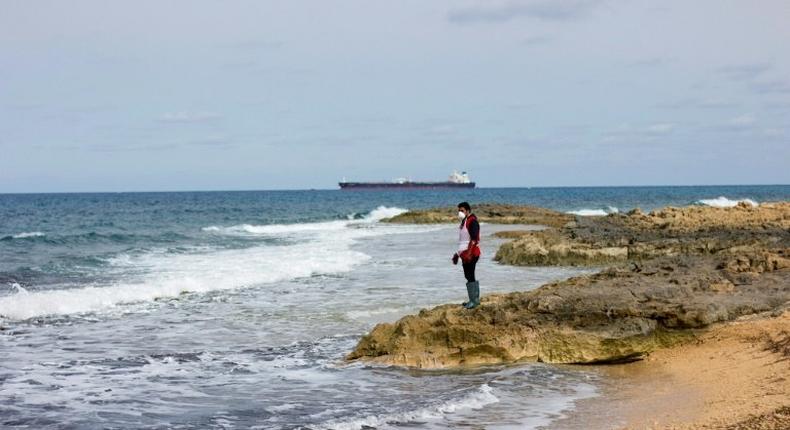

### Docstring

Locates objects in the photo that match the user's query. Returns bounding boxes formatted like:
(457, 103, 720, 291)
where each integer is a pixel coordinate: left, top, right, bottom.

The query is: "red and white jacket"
(458, 214, 481, 261)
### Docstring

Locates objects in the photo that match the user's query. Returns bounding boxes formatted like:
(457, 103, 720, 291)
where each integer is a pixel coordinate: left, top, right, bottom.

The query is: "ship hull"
(339, 182, 475, 190)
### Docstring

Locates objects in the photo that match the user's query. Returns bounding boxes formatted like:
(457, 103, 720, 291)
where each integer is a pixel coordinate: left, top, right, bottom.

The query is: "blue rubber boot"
(464, 281, 480, 309)
(462, 281, 474, 307)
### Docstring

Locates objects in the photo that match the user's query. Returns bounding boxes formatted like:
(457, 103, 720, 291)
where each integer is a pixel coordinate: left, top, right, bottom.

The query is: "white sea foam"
(697, 196, 758, 208)
(0, 207, 415, 321)
(364, 205, 408, 221)
(315, 383, 499, 430)
(566, 206, 619, 216)
(5, 231, 45, 239)
(345, 305, 414, 320)
(202, 206, 408, 235)
(202, 220, 349, 235)
(0, 242, 367, 321)
(9, 282, 29, 294)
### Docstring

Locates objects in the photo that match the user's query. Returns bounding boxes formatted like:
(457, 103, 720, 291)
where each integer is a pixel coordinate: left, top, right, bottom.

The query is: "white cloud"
(185, 135, 232, 147)
(729, 114, 756, 127)
(761, 128, 784, 138)
(425, 125, 458, 136)
(157, 111, 223, 123)
(716, 63, 771, 81)
(600, 122, 676, 143)
(447, 0, 604, 24)
(521, 35, 553, 46)
(750, 80, 790, 95)
(645, 123, 674, 134)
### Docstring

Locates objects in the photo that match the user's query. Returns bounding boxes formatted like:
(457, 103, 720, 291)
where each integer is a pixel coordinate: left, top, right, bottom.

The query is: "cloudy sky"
(1, 0, 789, 192)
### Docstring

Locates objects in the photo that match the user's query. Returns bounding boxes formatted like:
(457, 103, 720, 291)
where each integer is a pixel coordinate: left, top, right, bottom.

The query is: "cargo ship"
(339, 171, 475, 189)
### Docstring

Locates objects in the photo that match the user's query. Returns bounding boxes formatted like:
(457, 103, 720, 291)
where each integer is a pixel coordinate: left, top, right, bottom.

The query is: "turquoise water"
(0, 186, 787, 429)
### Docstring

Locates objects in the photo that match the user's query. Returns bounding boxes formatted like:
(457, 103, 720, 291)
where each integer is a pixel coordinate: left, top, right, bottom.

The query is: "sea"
(1, 185, 788, 429)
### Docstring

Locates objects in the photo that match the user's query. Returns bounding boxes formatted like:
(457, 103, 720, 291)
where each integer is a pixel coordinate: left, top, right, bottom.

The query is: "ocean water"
(1, 186, 788, 429)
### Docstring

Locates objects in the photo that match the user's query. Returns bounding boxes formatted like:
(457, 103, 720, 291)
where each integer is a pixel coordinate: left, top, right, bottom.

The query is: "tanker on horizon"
(339, 171, 475, 190)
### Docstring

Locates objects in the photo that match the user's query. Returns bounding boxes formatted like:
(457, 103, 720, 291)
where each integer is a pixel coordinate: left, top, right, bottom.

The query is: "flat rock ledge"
(348, 202, 790, 369)
(347, 254, 789, 368)
(495, 202, 790, 267)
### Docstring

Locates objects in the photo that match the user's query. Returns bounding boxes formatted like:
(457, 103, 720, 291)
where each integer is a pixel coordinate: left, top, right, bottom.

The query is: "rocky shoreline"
(384, 203, 574, 228)
(350, 202, 790, 368)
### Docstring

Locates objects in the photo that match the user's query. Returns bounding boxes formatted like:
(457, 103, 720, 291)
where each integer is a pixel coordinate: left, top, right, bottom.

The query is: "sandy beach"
(557, 310, 790, 429)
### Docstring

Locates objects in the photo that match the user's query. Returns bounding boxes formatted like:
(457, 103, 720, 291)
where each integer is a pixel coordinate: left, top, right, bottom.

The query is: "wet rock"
(349, 202, 790, 368)
(347, 256, 789, 367)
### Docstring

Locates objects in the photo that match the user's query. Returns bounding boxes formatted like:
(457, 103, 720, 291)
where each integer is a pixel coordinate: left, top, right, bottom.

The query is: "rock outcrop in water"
(384, 203, 574, 228)
(348, 202, 790, 368)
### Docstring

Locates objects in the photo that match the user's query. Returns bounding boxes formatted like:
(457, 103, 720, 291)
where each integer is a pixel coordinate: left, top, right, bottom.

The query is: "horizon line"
(1, 183, 789, 195)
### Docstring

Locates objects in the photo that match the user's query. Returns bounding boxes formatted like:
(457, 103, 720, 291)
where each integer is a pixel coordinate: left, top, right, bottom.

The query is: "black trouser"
(462, 256, 479, 282)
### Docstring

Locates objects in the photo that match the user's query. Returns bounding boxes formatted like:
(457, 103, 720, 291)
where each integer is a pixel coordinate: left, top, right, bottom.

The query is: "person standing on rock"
(452, 202, 481, 309)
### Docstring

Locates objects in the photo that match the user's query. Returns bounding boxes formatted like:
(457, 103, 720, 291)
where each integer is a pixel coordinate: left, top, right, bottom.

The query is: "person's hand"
(452, 253, 459, 265)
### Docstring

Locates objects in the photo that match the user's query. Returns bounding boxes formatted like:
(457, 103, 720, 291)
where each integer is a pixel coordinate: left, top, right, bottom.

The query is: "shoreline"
(365, 202, 790, 428)
(553, 309, 789, 429)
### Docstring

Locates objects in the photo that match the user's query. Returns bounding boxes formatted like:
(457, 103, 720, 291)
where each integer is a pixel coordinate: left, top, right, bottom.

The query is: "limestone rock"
(494, 202, 790, 267)
(347, 256, 789, 368)
(384, 204, 574, 228)
(349, 202, 790, 369)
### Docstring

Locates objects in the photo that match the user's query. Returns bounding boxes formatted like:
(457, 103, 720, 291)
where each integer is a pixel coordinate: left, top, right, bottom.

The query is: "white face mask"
(458, 211, 466, 220)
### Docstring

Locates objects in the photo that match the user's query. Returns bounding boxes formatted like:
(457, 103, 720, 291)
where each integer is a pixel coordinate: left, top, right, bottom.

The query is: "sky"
(1, 0, 789, 192)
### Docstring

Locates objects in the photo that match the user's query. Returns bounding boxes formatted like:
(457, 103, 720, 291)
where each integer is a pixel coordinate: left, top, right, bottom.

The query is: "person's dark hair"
(457, 202, 471, 211)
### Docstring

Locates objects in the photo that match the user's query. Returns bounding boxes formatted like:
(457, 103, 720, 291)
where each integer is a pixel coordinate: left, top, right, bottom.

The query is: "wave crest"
(696, 196, 758, 208)
(0, 242, 370, 321)
(1, 231, 45, 240)
(315, 383, 499, 430)
(202, 206, 408, 236)
(566, 206, 619, 216)
(364, 206, 408, 221)
(0, 207, 413, 321)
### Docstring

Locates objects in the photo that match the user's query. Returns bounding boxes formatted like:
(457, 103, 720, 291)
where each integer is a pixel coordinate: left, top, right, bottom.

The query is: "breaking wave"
(0, 242, 369, 321)
(1, 231, 45, 240)
(315, 383, 499, 430)
(696, 196, 758, 208)
(0, 207, 410, 321)
(566, 206, 619, 216)
(202, 206, 408, 236)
